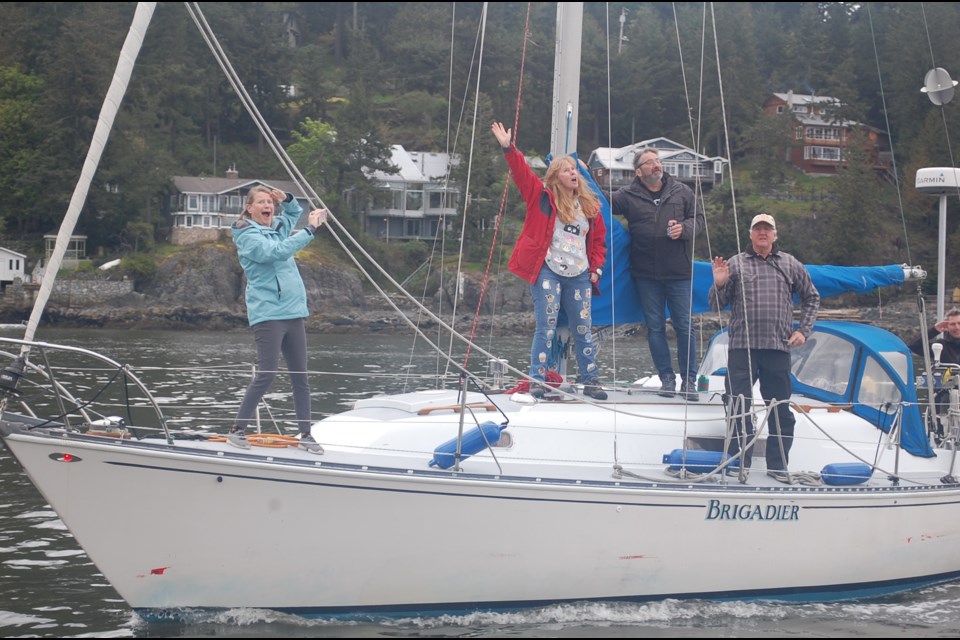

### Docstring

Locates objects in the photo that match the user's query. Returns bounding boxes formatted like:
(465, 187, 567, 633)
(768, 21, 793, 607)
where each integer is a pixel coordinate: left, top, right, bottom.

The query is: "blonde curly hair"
(543, 156, 601, 225)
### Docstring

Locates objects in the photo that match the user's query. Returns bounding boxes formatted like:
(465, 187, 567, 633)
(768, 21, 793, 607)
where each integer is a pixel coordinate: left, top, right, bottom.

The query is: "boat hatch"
(353, 389, 494, 415)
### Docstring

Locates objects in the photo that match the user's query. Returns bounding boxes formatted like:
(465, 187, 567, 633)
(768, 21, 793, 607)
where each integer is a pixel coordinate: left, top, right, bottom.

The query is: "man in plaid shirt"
(709, 214, 820, 482)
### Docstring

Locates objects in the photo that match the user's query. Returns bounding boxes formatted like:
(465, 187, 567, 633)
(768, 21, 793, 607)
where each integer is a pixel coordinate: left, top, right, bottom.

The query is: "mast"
(549, 3, 583, 159)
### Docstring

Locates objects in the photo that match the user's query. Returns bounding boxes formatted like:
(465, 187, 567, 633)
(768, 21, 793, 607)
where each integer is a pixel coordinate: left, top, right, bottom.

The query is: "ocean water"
(1, 328, 959, 637)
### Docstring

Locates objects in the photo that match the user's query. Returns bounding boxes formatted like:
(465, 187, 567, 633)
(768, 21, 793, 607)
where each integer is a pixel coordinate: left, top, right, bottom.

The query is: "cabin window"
(698, 332, 729, 377)
(857, 355, 902, 414)
(187, 195, 198, 211)
(776, 105, 784, 113)
(791, 333, 854, 396)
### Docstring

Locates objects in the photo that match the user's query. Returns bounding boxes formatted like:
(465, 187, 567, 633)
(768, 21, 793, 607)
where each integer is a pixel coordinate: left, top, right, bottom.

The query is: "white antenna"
(921, 67, 958, 106)
(917, 67, 960, 321)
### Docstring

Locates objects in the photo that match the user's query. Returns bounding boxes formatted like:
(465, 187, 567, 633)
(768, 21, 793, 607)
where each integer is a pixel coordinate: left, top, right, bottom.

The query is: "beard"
(641, 171, 662, 189)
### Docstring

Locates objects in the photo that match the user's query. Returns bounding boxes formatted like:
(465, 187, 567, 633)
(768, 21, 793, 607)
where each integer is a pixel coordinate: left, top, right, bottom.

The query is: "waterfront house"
(168, 166, 310, 245)
(587, 138, 727, 191)
(762, 92, 892, 176)
(344, 146, 460, 241)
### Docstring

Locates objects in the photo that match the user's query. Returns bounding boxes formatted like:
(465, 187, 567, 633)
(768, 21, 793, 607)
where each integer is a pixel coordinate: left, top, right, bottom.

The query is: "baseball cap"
(750, 214, 776, 230)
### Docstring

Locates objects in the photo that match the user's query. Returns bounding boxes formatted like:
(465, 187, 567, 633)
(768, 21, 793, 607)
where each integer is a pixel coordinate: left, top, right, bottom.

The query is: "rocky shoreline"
(0, 244, 932, 344)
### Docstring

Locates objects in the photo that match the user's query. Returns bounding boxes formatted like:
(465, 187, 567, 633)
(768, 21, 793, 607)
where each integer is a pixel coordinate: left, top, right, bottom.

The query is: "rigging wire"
(460, 2, 534, 371)
(866, 3, 912, 267)
(433, 1, 458, 385)
(402, 2, 491, 391)
(707, 3, 747, 344)
(405, 1, 462, 392)
(441, 3, 489, 376)
(670, 2, 711, 426)
(601, 2, 621, 467)
(705, 2, 763, 442)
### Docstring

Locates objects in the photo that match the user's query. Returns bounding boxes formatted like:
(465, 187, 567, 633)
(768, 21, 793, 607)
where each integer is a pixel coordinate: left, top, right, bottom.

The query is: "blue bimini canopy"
(788, 321, 933, 458)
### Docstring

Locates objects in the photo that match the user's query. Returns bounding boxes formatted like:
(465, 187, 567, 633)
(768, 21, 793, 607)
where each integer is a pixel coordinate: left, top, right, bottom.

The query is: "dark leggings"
(235, 318, 311, 434)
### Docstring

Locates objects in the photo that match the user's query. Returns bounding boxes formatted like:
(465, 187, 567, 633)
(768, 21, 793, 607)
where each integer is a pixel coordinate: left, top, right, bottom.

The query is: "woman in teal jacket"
(229, 186, 326, 452)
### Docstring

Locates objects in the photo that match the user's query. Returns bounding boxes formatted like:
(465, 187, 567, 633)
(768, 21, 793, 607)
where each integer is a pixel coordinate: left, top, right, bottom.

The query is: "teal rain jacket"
(231, 195, 314, 326)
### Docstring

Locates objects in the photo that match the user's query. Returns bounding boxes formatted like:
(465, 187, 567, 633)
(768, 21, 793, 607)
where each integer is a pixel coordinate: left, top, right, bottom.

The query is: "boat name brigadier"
(705, 499, 799, 521)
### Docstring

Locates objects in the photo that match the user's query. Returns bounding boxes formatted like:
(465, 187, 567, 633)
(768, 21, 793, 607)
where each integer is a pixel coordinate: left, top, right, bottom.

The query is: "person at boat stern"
(228, 186, 327, 453)
(908, 307, 960, 441)
(908, 307, 960, 365)
(611, 147, 705, 400)
(708, 214, 820, 481)
(491, 121, 608, 400)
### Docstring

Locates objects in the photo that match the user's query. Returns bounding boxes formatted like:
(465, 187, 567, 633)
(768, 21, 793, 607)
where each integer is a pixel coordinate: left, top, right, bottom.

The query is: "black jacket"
(909, 327, 960, 367)
(611, 173, 704, 280)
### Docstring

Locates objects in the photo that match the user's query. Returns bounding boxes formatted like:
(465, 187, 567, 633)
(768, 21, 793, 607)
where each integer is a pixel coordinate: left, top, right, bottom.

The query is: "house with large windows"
(762, 92, 892, 175)
(587, 138, 727, 191)
(344, 146, 460, 241)
(168, 166, 310, 245)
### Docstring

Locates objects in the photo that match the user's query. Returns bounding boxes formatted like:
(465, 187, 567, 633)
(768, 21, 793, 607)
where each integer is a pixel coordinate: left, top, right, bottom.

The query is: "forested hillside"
(1, 2, 959, 285)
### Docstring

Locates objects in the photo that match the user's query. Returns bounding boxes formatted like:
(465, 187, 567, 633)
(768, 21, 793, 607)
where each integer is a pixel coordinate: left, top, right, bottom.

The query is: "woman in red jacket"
(492, 122, 608, 400)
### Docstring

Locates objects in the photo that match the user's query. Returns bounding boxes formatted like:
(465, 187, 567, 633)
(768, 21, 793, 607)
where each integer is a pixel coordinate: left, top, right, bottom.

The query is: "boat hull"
(5, 426, 960, 615)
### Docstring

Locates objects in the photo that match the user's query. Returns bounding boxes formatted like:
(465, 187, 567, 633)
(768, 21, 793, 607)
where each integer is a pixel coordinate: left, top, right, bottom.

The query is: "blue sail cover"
(576, 163, 909, 326)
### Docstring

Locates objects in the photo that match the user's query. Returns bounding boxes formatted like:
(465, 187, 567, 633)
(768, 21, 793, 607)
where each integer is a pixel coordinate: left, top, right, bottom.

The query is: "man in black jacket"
(612, 148, 705, 399)
(909, 308, 960, 365)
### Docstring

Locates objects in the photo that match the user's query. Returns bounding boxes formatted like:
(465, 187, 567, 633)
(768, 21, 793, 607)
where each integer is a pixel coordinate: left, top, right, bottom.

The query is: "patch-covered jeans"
(528, 264, 600, 384)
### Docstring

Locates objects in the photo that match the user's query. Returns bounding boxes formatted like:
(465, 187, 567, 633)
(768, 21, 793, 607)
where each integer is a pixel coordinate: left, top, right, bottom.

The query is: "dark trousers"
(725, 348, 795, 472)
(236, 318, 312, 433)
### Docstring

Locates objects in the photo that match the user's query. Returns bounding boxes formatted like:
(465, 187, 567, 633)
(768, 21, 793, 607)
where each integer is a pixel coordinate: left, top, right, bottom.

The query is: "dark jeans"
(633, 276, 697, 381)
(724, 348, 795, 472)
(236, 317, 312, 434)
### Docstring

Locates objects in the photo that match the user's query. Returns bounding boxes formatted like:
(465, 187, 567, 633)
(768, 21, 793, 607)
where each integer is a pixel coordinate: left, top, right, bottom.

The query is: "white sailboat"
(1, 2, 960, 619)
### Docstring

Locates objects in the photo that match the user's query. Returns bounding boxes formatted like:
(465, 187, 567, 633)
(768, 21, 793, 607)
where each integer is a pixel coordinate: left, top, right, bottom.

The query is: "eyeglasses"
(637, 158, 662, 168)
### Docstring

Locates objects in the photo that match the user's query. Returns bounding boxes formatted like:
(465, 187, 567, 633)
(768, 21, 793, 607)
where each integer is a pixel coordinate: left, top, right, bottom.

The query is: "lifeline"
(705, 499, 799, 521)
